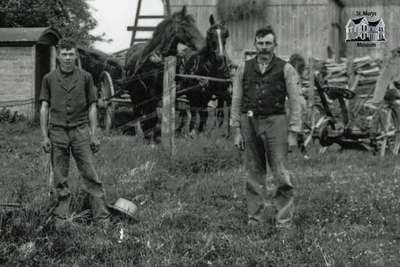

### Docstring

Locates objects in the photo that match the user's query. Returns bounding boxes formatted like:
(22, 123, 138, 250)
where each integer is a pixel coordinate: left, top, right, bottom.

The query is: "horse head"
(125, 6, 205, 79)
(206, 14, 229, 59)
(153, 6, 205, 56)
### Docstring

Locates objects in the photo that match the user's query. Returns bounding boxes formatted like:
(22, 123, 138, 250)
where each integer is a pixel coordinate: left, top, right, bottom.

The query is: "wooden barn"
(0, 27, 61, 121)
(166, 0, 400, 63)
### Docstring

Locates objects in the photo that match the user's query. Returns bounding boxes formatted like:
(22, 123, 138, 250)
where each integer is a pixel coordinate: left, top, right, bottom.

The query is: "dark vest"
(242, 56, 287, 116)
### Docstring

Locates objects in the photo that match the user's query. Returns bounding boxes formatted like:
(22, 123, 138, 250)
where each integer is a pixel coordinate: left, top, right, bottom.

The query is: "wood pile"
(323, 56, 382, 90)
(299, 55, 384, 117)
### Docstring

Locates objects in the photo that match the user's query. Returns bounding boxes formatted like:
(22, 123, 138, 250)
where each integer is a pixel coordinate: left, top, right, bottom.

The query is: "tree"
(0, 0, 110, 47)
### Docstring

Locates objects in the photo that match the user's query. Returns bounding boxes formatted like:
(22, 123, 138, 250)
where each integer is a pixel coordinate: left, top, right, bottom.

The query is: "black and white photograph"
(1, 0, 400, 265)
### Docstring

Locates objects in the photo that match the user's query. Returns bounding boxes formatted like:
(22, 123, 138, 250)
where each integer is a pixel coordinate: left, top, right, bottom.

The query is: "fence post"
(162, 56, 176, 156)
(308, 57, 315, 128)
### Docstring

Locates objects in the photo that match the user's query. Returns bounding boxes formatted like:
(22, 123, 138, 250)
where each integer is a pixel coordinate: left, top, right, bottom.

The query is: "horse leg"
(226, 107, 231, 138)
(198, 107, 208, 133)
(226, 93, 232, 138)
(176, 109, 187, 135)
(140, 102, 159, 144)
(189, 108, 197, 135)
(141, 118, 155, 144)
(153, 103, 162, 144)
(216, 97, 225, 128)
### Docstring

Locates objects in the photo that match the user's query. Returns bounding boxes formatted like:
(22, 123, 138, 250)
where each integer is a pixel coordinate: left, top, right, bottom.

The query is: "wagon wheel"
(373, 106, 399, 156)
(98, 71, 116, 134)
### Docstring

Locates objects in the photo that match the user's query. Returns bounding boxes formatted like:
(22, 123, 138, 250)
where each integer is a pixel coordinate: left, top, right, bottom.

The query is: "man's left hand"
(90, 135, 100, 154)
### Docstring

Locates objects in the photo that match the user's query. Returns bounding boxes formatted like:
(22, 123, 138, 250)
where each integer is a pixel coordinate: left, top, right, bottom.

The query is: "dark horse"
(124, 6, 205, 143)
(176, 14, 231, 136)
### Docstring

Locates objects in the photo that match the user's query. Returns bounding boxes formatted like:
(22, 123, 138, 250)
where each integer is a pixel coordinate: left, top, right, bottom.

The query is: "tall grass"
(1, 122, 399, 266)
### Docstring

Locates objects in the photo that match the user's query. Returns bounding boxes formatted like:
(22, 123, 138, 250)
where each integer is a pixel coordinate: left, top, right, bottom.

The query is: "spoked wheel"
(98, 71, 116, 134)
(373, 106, 400, 156)
(303, 104, 326, 148)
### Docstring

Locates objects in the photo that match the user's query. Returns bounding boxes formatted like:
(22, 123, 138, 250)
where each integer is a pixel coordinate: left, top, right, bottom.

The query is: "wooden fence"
(162, 56, 177, 156)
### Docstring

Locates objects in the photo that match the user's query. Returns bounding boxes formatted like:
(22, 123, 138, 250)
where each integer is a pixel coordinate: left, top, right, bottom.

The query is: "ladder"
(127, 0, 171, 46)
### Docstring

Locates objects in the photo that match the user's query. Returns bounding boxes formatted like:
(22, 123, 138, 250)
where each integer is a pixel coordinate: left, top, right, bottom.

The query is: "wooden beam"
(138, 15, 165, 19)
(127, 26, 157, 32)
(50, 46, 56, 71)
(162, 56, 176, 156)
(130, 0, 143, 46)
(31, 45, 36, 122)
(131, 38, 151, 43)
(165, 0, 171, 16)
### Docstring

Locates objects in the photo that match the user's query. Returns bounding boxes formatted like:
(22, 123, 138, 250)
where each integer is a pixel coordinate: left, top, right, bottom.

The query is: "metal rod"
(0, 203, 22, 207)
(176, 74, 231, 83)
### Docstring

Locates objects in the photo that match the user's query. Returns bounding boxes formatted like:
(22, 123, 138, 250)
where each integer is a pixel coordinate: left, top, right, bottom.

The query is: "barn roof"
(0, 27, 61, 45)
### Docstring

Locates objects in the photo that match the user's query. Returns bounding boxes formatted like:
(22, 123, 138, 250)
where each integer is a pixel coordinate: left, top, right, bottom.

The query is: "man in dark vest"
(230, 26, 302, 228)
(40, 38, 110, 227)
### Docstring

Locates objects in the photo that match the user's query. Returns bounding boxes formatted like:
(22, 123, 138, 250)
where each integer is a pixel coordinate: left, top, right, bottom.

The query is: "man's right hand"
(234, 131, 245, 151)
(90, 135, 100, 154)
(42, 137, 51, 153)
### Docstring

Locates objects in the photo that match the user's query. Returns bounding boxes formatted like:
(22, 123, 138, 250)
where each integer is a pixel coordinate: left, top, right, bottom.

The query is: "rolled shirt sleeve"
(229, 62, 245, 128)
(39, 74, 50, 104)
(284, 63, 302, 133)
(85, 72, 97, 105)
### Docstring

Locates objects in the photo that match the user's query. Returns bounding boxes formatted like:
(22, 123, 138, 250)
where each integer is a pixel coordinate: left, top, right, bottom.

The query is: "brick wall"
(0, 46, 35, 120)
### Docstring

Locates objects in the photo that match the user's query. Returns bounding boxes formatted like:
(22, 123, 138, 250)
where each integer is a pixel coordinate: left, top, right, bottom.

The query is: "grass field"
(1, 121, 400, 266)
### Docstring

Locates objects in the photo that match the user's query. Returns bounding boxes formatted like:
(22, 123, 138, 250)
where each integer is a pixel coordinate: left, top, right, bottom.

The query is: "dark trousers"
(241, 114, 294, 225)
(49, 124, 110, 220)
(190, 108, 208, 133)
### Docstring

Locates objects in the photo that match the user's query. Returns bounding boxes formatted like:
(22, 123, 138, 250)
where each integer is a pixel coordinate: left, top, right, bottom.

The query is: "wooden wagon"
(77, 46, 131, 133)
(77, 46, 191, 135)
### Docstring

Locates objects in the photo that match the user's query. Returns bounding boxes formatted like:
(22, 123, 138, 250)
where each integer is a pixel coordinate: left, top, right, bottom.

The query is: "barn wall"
(328, 0, 343, 59)
(225, 0, 335, 64)
(0, 46, 35, 120)
(342, 3, 400, 59)
(167, 0, 344, 64)
(167, 0, 400, 63)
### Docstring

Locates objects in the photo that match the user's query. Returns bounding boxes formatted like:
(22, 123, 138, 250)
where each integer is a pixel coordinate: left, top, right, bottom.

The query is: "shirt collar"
(58, 66, 77, 77)
(254, 54, 276, 74)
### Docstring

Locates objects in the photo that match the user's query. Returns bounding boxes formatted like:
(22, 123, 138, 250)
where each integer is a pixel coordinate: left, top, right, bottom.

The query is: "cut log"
(353, 56, 371, 63)
(357, 66, 380, 75)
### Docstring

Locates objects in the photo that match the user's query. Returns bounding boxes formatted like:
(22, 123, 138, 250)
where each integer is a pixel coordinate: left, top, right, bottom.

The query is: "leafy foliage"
(0, 0, 110, 46)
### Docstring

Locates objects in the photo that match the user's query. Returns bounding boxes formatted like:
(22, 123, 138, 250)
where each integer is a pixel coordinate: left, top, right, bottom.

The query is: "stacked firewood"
(322, 56, 382, 89)
(298, 56, 383, 119)
(352, 56, 381, 88)
(324, 59, 347, 87)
